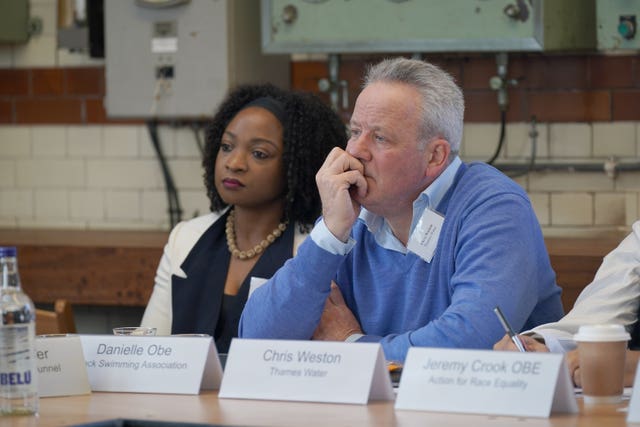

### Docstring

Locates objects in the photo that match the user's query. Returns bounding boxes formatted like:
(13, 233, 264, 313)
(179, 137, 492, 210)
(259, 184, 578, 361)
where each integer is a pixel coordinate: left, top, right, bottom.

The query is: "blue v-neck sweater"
(239, 162, 564, 361)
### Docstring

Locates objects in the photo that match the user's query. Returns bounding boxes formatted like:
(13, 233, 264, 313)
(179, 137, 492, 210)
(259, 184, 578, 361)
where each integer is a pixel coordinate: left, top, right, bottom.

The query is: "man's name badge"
(407, 208, 444, 263)
(395, 347, 578, 418)
(219, 339, 394, 404)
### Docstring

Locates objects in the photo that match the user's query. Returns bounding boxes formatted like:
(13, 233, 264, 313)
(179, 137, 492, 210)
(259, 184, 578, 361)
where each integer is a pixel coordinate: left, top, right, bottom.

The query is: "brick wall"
(3, 54, 639, 125)
(0, 0, 638, 236)
(290, 54, 640, 123)
(0, 67, 111, 124)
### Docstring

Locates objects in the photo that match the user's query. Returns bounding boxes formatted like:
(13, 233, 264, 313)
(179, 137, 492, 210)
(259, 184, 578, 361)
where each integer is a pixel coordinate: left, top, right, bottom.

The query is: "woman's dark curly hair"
(203, 83, 347, 233)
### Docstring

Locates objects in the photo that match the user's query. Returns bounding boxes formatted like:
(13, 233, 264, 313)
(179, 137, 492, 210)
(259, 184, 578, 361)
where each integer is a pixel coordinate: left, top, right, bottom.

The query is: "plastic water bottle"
(0, 246, 38, 416)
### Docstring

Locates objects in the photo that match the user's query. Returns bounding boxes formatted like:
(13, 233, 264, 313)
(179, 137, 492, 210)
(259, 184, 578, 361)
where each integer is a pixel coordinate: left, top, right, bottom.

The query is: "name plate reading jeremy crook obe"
(219, 338, 394, 404)
(80, 335, 222, 394)
(36, 335, 91, 397)
(395, 348, 577, 418)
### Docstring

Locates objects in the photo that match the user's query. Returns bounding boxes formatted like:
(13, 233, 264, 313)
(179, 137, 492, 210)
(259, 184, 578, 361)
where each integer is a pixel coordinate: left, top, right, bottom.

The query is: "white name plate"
(80, 335, 222, 394)
(395, 348, 577, 418)
(36, 335, 91, 397)
(627, 359, 640, 422)
(219, 338, 394, 404)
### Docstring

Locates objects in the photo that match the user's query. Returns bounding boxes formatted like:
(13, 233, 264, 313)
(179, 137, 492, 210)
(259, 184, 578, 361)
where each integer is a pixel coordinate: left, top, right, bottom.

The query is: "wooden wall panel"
(17, 246, 162, 307)
(1, 230, 623, 313)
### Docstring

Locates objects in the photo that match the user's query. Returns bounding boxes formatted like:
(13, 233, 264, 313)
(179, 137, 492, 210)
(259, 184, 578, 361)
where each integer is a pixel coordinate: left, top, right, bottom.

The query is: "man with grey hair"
(239, 57, 563, 362)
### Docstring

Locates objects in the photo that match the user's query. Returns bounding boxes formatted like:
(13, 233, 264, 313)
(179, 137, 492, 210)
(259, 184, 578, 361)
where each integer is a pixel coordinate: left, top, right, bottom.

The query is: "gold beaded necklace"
(225, 208, 288, 260)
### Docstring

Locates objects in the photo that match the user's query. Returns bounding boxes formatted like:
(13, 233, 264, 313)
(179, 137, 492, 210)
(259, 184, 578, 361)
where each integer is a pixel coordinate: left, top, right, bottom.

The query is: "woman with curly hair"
(141, 83, 346, 352)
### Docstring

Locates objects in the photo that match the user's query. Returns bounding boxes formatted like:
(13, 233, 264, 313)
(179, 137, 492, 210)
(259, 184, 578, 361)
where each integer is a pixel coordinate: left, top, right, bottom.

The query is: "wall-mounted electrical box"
(105, 0, 290, 118)
(597, 0, 640, 51)
(0, 0, 30, 43)
(261, 0, 596, 53)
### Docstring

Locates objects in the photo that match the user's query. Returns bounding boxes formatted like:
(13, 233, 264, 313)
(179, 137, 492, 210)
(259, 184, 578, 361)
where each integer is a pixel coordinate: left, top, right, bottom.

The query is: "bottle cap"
(0, 246, 17, 257)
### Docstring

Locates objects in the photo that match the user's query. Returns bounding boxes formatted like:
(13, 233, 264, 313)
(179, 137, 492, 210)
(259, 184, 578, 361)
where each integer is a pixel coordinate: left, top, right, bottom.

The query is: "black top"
(630, 321, 640, 350)
(214, 294, 237, 353)
(171, 210, 295, 353)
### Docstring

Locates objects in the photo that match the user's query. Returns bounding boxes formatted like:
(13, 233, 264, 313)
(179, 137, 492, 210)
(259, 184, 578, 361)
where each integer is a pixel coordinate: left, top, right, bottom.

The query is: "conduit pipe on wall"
(494, 160, 640, 175)
(490, 114, 640, 178)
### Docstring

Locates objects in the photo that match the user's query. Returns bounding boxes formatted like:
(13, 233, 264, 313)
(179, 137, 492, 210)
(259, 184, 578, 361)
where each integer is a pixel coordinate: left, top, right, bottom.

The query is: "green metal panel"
(596, 0, 640, 50)
(261, 0, 595, 53)
(0, 0, 30, 43)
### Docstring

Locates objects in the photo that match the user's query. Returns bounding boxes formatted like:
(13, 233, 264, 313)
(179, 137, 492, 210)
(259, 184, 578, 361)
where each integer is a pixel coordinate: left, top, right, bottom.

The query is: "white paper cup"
(574, 324, 630, 404)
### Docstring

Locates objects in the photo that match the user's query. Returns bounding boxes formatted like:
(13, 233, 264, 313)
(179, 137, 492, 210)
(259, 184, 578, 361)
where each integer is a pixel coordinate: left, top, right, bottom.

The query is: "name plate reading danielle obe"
(36, 335, 91, 397)
(80, 335, 222, 394)
(219, 339, 394, 404)
(395, 348, 578, 418)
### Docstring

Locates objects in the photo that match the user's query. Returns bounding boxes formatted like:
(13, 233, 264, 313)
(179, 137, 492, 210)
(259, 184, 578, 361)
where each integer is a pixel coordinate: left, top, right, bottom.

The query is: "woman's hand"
(624, 350, 639, 387)
(565, 349, 581, 386)
(566, 348, 637, 387)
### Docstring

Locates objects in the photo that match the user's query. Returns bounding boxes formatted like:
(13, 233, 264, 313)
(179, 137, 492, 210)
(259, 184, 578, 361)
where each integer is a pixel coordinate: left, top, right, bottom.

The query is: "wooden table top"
(5, 391, 631, 427)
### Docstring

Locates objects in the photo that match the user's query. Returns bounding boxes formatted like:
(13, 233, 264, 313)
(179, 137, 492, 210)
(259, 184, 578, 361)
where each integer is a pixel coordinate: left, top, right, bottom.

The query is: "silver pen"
(493, 306, 527, 352)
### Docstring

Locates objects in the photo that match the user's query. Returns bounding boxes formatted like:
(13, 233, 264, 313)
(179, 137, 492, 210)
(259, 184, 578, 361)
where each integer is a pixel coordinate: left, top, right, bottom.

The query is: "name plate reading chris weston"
(395, 348, 577, 418)
(36, 335, 91, 397)
(219, 339, 394, 404)
(80, 335, 222, 394)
